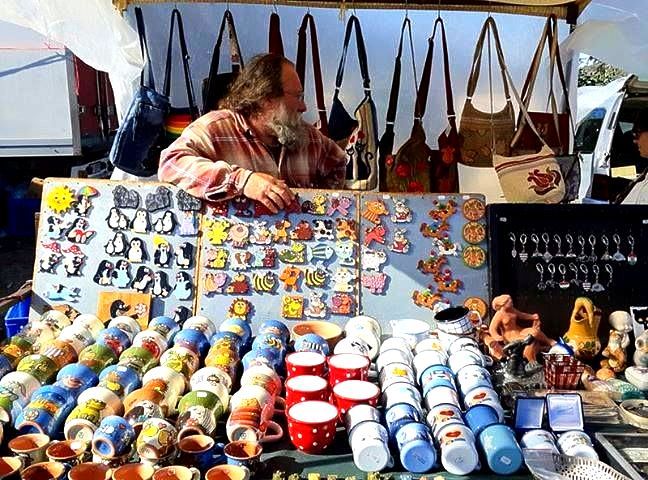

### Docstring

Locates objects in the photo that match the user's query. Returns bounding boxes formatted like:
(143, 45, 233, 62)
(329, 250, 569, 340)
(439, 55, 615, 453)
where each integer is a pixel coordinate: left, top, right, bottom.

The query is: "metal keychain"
(577, 235, 588, 262)
(580, 264, 591, 292)
(546, 263, 557, 288)
(628, 235, 637, 265)
(536, 263, 546, 291)
(542, 233, 553, 262)
(519, 234, 528, 262)
(565, 234, 576, 258)
(531, 233, 542, 258)
(509, 232, 517, 259)
(569, 263, 581, 287)
(588, 234, 597, 262)
(554, 234, 564, 258)
(613, 233, 626, 261)
(605, 263, 614, 287)
(591, 264, 605, 292)
(558, 264, 570, 289)
(600, 234, 611, 261)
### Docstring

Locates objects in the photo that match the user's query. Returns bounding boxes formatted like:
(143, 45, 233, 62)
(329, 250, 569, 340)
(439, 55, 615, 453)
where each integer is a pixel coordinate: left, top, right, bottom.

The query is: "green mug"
(17, 355, 58, 385)
(78, 344, 118, 375)
(178, 391, 224, 417)
(118, 347, 157, 376)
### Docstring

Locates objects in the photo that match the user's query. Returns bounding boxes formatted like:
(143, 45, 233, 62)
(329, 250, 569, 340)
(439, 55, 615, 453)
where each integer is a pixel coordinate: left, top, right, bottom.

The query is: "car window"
(575, 107, 606, 153)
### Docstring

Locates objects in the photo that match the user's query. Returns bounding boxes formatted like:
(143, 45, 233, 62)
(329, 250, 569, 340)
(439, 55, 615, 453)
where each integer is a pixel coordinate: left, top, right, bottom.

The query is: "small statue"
(635, 330, 648, 367)
(563, 297, 602, 361)
(598, 311, 634, 377)
(489, 294, 556, 374)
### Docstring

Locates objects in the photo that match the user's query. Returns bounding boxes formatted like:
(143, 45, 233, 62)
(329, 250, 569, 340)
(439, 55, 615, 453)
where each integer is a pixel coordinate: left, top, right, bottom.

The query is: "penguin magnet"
(153, 210, 177, 235)
(131, 208, 151, 234)
(153, 235, 173, 268)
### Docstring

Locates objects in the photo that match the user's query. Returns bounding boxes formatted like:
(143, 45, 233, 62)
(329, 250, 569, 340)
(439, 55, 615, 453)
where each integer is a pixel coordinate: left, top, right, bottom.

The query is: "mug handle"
(189, 467, 201, 480)
(260, 420, 283, 443)
(273, 396, 286, 415)
(469, 310, 483, 327)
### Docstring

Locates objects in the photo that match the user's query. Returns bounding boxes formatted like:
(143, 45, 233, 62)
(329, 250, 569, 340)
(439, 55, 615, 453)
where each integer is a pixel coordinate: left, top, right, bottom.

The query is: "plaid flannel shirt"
(158, 109, 346, 201)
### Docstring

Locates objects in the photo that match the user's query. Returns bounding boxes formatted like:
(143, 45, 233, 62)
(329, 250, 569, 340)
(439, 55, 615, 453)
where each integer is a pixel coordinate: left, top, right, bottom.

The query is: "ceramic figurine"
(488, 294, 556, 373)
(599, 328, 628, 377)
(634, 330, 648, 367)
(563, 297, 602, 361)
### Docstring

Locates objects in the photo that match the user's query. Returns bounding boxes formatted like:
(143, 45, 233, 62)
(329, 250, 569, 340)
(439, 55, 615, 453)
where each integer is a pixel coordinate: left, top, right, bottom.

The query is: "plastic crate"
(4, 296, 30, 337)
(543, 354, 586, 389)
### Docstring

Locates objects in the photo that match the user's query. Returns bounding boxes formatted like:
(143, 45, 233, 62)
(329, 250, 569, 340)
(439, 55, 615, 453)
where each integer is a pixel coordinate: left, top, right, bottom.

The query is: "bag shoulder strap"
(163, 8, 199, 119)
(415, 18, 456, 127)
(465, 17, 511, 103)
(269, 12, 284, 56)
(334, 15, 371, 96)
(135, 7, 155, 89)
(384, 16, 418, 134)
(296, 13, 328, 136)
(203, 9, 244, 110)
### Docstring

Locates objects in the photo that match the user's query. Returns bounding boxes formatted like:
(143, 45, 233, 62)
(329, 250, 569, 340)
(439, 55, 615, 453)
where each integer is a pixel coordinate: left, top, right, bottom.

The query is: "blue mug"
(258, 320, 290, 344)
(98, 365, 141, 398)
(385, 402, 422, 442)
(422, 377, 457, 397)
(395, 421, 437, 473)
(464, 404, 500, 437)
(251, 333, 286, 359)
(174, 329, 210, 358)
(0, 354, 13, 378)
(210, 331, 244, 356)
(224, 440, 262, 473)
(56, 363, 99, 400)
(478, 423, 523, 475)
(178, 434, 225, 472)
(92, 415, 135, 458)
(95, 327, 132, 357)
(148, 316, 181, 342)
(294, 333, 329, 356)
(219, 318, 252, 348)
(419, 365, 455, 389)
(15, 385, 74, 436)
(241, 348, 281, 372)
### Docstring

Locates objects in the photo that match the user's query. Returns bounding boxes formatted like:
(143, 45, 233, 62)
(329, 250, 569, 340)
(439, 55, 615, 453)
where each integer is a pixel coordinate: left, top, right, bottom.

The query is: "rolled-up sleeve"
(158, 118, 252, 201)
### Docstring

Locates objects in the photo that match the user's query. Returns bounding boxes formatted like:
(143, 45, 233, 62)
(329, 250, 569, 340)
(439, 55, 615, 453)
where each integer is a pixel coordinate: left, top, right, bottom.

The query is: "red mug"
(332, 379, 380, 419)
(327, 354, 370, 387)
(285, 375, 328, 408)
(285, 352, 327, 378)
(287, 401, 338, 454)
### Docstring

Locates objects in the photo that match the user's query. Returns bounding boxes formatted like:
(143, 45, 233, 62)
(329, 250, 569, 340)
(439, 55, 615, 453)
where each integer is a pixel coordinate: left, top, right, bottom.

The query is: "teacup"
(424, 385, 460, 410)
(426, 403, 465, 439)
(21, 461, 67, 480)
(45, 439, 88, 466)
(205, 465, 250, 480)
(413, 350, 449, 382)
(379, 337, 411, 356)
(389, 319, 432, 348)
(448, 349, 488, 374)
(152, 466, 200, 480)
(376, 349, 414, 373)
(177, 434, 224, 472)
(107, 316, 142, 340)
(286, 401, 338, 454)
(333, 380, 380, 418)
(112, 462, 155, 480)
(8, 433, 50, 466)
(224, 441, 262, 473)
(285, 351, 327, 378)
(328, 353, 370, 386)
(378, 362, 416, 390)
(136, 417, 178, 461)
(68, 462, 112, 480)
(92, 415, 135, 459)
(285, 375, 328, 408)
(345, 404, 382, 433)
(384, 402, 422, 440)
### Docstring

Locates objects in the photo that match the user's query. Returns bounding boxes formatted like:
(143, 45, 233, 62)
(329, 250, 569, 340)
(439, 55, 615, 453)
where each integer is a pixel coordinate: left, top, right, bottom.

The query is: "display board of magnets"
(195, 190, 360, 328)
(357, 193, 490, 325)
(488, 203, 648, 343)
(31, 179, 202, 324)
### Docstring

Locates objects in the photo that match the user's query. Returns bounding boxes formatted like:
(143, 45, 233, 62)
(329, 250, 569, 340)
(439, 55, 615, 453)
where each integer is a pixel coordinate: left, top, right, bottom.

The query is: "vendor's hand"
(243, 172, 295, 214)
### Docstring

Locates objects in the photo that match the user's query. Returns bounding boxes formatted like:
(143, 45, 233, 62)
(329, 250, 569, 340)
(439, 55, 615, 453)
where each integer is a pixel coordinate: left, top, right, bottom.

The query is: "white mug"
(376, 349, 413, 373)
(389, 319, 431, 348)
(333, 336, 371, 358)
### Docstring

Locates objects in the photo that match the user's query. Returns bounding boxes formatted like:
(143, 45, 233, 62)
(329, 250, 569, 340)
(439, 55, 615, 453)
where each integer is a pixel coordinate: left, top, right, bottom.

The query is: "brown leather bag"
(458, 17, 515, 168)
(511, 14, 574, 156)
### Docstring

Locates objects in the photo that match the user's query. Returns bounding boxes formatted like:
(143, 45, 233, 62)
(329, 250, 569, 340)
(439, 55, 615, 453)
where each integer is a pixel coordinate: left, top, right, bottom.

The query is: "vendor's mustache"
(267, 106, 307, 150)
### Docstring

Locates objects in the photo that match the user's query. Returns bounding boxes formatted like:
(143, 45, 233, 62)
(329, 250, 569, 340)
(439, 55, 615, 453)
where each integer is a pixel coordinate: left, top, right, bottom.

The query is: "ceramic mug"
(344, 404, 382, 434)
(520, 429, 559, 454)
(219, 318, 252, 348)
(177, 434, 224, 472)
(286, 400, 338, 454)
(375, 349, 413, 373)
(190, 367, 233, 395)
(477, 424, 523, 475)
(99, 365, 142, 398)
(65, 395, 118, 442)
(78, 344, 118, 375)
(178, 390, 225, 418)
(133, 331, 169, 360)
(92, 415, 136, 459)
(17, 354, 59, 385)
(143, 366, 186, 400)
(174, 329, 210, 358)
(176, 406, 218, 439)
(205, 465, 250, 480)
(293, 333, 330, 356)
(0, 457, 22, 480)
(348, 420, 392, 472)
(328, 354, 370, 386)
(419, 365, 455, 393)
(77, 386, 124, 416)
(117, 346, 157, 376)
(251, 333, 287, 359)
(107, 316, 142, 340)
(15, 385, 74, 436)
(437, 423, 480, 476)
(226, 404, 283, 444)
(45, 439, 88, 466)
(447, 336, 481, 356)
(426, 403, 466, 439)
(285, 351, 327, 378)
(0, 371, 41, 418)
(8, 433, 51, 466)
(112, 462, 156, 480)
(41, 340, 79, 369)
(205, 347, 240, 381)
(58, 325, 95, 355)
(384, 402, 422, 441)
(68, 462, 112, 480)
(160, 346, 200, 379)
(21, 461, 67, 480)
(136, 417, 178, 461)
(456, 365, 493, 397)
(71, 314, 105, 338)
(414, 337, 445, 355)
(123, 401, 165, 436)
(285, 375, 329, 408)
(95, 327, 132, 358)
(240, 349, 280, 373)
(224, 441, 262, 473)
(149, 316, 181, 343)
(183, 316, 218, 341)
(389, 319, 432, 348)
(55, 363, 99, 400)
(39, 310, 72, 332)
(240, 364, 282, 398)
(152, 466, 200, 480)
(447, 349, 487, 374)
(209, 332, 244, 357)
(395, 422, 437, 474)
(123, 382, 170, 417)
(333, 380, 380, 418)
(229, 385, 285, 415)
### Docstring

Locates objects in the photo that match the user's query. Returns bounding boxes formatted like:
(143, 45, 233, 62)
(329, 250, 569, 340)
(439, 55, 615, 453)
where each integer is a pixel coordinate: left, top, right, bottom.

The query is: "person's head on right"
(632, 110, 648, 158)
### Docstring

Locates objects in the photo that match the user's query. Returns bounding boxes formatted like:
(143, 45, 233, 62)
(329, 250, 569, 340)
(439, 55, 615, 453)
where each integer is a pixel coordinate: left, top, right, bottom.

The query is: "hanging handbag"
(328, 15, 379, 191)
(268, 11, 284, 56)
(201, 9, 244, 113)
(378, 16, 418, 191)
(162, 9, 200, 145)
(108, 7, 170, 177)
(458, 17, 515, 167)
(295, 13, 328, 136)
(493, 52, 566, 203)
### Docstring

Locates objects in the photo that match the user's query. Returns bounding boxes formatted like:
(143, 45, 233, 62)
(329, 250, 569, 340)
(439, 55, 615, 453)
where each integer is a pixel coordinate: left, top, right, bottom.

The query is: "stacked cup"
(336, 315, 382, 360)
(345, 404, 392, 472)
(378, 336, 437, 474)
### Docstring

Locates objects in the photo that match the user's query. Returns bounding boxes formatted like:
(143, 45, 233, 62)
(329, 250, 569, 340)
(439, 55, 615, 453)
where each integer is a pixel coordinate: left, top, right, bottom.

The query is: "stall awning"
(114, 0, 591, 23)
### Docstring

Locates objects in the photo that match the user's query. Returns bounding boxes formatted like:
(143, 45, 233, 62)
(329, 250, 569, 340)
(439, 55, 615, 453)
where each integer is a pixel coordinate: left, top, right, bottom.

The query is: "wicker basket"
(524, 449, 632, 480)
(543, 354, 586, 389)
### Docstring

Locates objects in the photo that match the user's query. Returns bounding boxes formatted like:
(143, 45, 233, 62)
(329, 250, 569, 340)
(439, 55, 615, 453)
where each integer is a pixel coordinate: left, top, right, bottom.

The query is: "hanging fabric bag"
(268, 11, 285, 55)
(201, 9, 244, 113)
(458, 17, 515, 167)
(328, 15, 379, 191)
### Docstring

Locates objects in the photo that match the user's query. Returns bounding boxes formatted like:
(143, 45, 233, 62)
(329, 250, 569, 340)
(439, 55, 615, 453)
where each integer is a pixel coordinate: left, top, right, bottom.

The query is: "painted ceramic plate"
(462, 222, 486, 244)
(462, 245, 486, 269)
(463, 297, 488, 319)
(462, 198, 486, 221)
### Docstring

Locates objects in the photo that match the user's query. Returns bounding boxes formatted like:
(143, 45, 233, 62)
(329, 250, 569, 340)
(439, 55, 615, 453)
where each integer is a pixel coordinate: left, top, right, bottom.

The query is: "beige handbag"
(459, 17, 515, 168)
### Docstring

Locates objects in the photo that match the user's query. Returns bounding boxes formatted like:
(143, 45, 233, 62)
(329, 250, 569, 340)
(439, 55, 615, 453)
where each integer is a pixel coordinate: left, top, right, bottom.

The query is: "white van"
(576, 75, 648, 201)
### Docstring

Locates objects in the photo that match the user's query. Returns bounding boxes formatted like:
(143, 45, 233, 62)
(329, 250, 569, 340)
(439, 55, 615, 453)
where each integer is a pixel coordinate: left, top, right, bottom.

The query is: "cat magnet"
(304, 292, 327, 318)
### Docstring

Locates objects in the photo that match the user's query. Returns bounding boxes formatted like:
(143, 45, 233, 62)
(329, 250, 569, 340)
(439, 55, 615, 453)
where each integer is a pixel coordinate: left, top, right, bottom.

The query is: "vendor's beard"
(267, 104, 307, 150)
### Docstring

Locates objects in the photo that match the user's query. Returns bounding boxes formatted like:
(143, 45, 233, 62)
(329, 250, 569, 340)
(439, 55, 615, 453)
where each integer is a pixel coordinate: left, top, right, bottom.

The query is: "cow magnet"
(312, 219, 334, 241)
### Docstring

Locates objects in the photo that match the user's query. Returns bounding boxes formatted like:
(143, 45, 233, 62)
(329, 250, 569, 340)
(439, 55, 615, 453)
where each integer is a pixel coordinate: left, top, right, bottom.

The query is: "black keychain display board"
(488, 204, 648, 344)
